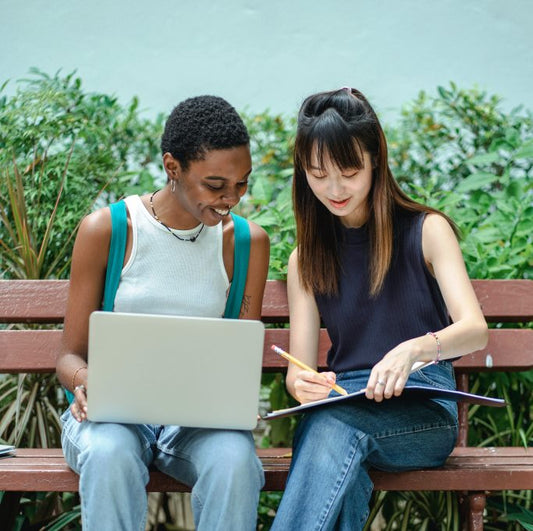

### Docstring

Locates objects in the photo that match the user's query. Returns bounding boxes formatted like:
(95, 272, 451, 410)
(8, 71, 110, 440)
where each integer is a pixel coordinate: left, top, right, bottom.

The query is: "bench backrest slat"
(2, 279, 532, 323)
(1, 328, 532, 374)
(1, 279, 531, 378)
(0, 281, 69, 323)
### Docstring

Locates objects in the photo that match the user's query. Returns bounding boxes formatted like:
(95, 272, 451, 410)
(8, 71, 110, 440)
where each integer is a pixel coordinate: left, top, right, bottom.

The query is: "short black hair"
(160, 95, 249, 170)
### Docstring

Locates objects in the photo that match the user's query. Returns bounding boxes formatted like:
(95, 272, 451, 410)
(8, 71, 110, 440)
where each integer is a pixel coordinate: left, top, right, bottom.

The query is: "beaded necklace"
(149, 190, 205, 243)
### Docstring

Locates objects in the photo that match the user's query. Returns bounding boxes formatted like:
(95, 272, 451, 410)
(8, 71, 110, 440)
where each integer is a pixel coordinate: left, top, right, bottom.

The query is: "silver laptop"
(87, 311, 265, 430)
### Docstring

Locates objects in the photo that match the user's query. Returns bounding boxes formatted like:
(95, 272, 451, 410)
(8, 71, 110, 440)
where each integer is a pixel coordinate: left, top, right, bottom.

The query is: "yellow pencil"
(271, 344, 348, 396)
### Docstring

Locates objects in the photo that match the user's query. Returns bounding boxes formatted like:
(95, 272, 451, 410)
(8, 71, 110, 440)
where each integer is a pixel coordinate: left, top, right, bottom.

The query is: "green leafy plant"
(0, 69, 165, 530)
(388, 83, 532, 281)
(0, 153, 99, 280)
(242, 111, 297, 279)
(0, 68, 164, 280)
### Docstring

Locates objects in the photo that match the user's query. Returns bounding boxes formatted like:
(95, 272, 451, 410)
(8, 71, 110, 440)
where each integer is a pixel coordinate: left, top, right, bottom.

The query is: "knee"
(203, 433, 264, 490)
(78, 424, 146, 479)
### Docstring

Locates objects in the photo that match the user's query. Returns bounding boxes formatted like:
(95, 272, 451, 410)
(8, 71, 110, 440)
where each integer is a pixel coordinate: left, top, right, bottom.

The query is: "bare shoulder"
(422, 212, 466, 278)
(422, 213, 459, 254)
(78, 207, 112, 241)
(287, 248, 303, 287)
(222, 216, 269, 249)
(247, 220, 270, 271)
(288, 247, 298, 266)
(422, 212, 456, 239)
(71, 207, 113, 270)
(248, 219, 270, 247)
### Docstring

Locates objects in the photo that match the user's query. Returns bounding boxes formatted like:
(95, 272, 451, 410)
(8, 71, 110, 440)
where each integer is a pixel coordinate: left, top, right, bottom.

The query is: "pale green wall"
(1, 0, 532, 122)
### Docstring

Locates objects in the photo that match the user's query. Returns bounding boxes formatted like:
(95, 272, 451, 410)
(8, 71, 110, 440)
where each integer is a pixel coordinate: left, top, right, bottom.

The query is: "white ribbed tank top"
(113, 195, 229, 317)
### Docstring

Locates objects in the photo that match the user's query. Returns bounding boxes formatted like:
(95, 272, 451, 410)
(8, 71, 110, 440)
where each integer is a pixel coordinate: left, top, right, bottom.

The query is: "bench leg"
(467, 492, 486, 531)
(0, 491, 23, 530)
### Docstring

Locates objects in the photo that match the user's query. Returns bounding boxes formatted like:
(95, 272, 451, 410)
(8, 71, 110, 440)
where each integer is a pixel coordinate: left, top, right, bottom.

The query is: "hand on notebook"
(293, 369, 339, 404)
(365, 340, 433, 402)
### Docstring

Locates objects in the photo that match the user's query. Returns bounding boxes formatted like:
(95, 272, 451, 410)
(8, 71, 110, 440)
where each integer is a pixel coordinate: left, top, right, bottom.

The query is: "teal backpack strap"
(65, 200, 127, 404)
(223, 213, 251, 319)
(103, 200, 128, 311)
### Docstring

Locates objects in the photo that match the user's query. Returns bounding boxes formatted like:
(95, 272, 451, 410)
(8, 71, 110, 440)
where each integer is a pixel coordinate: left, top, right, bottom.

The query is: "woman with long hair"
(271, 87, 488, 530)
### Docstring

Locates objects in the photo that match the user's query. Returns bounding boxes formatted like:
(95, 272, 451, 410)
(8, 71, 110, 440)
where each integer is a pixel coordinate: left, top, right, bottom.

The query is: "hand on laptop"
(71, 385, 88, 423)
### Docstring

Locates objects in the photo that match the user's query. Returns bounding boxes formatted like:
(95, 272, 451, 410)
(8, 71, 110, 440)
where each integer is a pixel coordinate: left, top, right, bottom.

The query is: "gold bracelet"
(71, 366, 88, 391)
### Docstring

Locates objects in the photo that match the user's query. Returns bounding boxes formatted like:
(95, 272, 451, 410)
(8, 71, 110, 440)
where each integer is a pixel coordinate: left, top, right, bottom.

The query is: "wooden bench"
(0, 279, 532, 530)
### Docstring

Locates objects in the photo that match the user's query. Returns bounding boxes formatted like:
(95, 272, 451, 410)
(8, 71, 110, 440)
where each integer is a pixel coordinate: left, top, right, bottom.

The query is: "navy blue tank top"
(315, 211, 451, 372)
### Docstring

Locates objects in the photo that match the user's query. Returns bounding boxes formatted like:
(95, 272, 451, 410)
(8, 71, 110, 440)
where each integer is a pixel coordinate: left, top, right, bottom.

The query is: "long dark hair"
(293, 87, 458, 296)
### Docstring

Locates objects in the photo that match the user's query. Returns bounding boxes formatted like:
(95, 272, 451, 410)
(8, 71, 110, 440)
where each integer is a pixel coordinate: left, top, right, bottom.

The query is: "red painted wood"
(264, 279, 533, 322)
(0, 280, 69, 323)
(0, 278, 531, 513)
(1, 279, 532, 322)
(2, 328, 531, 374)
(1, 447, 532, 492)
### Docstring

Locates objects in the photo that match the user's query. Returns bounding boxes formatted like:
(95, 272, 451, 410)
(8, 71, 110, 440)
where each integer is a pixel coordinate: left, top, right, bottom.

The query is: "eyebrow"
(204, 169, 252, 181)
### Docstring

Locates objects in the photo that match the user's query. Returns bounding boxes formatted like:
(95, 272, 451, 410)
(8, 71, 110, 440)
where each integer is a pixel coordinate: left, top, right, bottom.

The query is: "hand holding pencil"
(272, 345, 348, 396)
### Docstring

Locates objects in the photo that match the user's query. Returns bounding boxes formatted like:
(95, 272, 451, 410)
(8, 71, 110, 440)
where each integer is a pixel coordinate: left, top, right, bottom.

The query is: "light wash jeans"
(271, 363, 459, 531)
(61, 412, 264, 531)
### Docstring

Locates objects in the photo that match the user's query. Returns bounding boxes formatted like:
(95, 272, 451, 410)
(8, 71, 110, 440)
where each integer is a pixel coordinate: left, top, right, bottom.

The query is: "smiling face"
(304, 144, 373, 228)
(164, 145, 252, 227)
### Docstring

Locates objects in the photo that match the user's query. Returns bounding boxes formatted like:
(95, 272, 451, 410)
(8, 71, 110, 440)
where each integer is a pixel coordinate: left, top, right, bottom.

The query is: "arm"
(238, 220, 270, 320)
(286, 249, 338, 404)
(366, 213, 489, 402)
(56, 208, 113, 421)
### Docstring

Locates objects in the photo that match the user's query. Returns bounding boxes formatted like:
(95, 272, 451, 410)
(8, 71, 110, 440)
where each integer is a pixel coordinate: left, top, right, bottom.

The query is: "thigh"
(154, 426, 261, 485)
(295, 396, 457, 471)
(361, 398, 458, 471)
(60, 409, 155, 472)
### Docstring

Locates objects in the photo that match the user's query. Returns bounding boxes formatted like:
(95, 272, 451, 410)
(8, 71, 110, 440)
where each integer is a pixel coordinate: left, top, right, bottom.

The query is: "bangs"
(296, 109, 366, 172)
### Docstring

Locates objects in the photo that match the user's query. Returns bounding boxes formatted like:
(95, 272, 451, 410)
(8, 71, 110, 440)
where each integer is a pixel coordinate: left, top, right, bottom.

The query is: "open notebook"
(0, 445, 15, 457)
(87, 311, 265, 430)
(262, 385, 505, 421)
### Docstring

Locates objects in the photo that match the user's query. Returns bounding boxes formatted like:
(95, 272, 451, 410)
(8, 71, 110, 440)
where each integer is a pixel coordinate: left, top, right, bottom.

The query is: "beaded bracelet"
(71, 366, 88, 392)
(426, 332, 441, 363)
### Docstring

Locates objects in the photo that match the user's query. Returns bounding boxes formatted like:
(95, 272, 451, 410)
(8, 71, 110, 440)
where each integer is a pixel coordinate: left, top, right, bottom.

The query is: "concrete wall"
(1, 0, 532, 123)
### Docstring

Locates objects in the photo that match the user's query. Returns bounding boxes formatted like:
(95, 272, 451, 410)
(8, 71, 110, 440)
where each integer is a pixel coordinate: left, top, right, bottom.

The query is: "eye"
(310, 173, 327, 180)
(237, 181, 248, 188)
(205, 183, 224, 191)
(342, 170, 359, 178)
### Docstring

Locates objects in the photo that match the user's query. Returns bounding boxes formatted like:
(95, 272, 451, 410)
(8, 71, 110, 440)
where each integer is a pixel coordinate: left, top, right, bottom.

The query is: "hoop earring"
(171, 179, 176, 193)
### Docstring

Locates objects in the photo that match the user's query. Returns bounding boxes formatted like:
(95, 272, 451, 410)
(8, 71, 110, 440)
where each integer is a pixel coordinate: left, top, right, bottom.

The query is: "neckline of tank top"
(132, 194, 208, 239)
(340, 223, 369, 245)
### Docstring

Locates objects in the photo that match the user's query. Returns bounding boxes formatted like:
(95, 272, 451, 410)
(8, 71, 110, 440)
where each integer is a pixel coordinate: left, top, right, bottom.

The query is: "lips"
(329, 198, 350, 209)
(213, 207, 231, 217)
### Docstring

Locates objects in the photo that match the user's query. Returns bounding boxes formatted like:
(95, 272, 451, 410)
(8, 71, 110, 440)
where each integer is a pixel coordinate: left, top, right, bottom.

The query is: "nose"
(327, 176, 344, 198)
(221, 187, 241, 207)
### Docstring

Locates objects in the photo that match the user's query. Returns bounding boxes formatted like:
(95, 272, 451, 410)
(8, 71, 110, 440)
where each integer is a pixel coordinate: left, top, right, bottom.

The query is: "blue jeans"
(61, 411, 264, 531)
(272, 364, 458, 531)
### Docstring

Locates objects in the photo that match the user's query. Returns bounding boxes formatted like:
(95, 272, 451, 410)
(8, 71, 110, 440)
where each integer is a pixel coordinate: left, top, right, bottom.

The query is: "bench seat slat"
(1, 447, 532, 492)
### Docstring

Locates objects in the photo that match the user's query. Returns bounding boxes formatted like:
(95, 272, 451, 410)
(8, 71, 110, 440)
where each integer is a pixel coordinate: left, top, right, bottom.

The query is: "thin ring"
(74, 384, 86, 394)
(376, 380, 386, 386)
